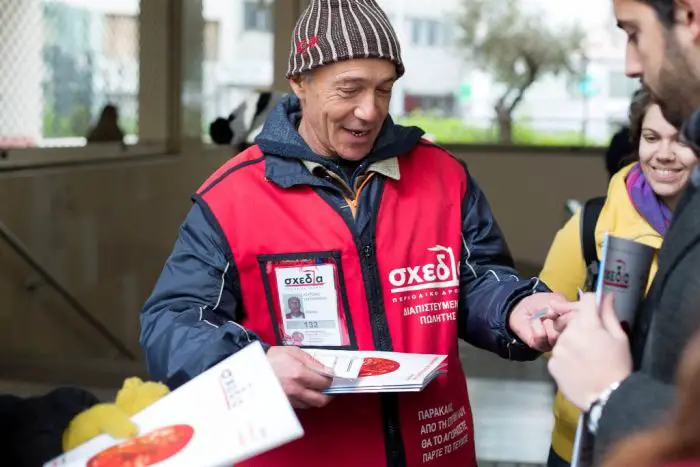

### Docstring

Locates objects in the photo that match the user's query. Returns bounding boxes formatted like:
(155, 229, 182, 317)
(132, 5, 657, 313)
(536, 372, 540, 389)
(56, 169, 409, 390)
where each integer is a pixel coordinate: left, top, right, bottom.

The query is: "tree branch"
(495, 87, 515, 112)
(507, 59, 539, 114)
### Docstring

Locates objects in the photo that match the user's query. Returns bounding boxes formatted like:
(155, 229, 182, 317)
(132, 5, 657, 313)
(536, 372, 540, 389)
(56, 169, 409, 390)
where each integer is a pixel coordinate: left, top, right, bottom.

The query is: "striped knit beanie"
(286, 0, 404, 79)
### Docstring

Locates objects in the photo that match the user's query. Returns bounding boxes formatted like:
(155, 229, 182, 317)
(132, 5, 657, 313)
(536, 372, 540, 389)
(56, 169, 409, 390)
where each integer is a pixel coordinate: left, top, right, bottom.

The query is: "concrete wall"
(0, 144, 608, 369)
(454, 147, 609, 273)
(0, 145, 231, 364)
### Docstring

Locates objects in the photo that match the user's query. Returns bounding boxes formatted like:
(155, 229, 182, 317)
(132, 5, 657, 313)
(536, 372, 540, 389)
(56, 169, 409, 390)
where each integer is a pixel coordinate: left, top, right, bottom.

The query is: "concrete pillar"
(180, 0, 205, 141)
(272, 0, 308, 92)
(138, 0, 172, 145)
(0, 0, 43, 146)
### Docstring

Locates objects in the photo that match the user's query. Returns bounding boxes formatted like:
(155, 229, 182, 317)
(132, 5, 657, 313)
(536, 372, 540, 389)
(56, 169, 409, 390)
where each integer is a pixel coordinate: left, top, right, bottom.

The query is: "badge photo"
(258, 251, 357, 349)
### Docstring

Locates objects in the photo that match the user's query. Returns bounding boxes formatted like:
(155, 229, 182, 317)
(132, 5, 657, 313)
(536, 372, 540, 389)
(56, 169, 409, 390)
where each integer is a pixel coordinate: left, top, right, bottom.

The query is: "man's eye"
(627, 32, 638, 44)
(339, 88, 359, 96)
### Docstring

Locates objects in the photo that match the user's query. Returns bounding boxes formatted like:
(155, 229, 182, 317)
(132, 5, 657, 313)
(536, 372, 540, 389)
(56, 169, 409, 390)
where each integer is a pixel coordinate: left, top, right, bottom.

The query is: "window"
(204, 20, 221, 62)
(104, 15, 138, 60)
(0, 0, 140, 148)
(203, 0, 273, 142)
(441, 21, 454, 47)
(378, 0, 628, 147)
(425, 20, 439, 47)
(243, 0, 272, 32)
(408, 18, 445, 47)
(410, 18, 422, 46)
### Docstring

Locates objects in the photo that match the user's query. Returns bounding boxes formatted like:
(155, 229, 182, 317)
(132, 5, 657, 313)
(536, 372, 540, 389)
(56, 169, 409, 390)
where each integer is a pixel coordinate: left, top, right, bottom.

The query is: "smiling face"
(638, 103, 698, 209)
(289, 58, 397, 161)
(614, 0, 700, 127)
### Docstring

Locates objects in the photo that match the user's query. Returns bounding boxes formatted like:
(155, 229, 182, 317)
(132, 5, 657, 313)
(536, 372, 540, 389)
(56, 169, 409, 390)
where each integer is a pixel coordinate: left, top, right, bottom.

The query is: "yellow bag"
(62, 377, 169, 452)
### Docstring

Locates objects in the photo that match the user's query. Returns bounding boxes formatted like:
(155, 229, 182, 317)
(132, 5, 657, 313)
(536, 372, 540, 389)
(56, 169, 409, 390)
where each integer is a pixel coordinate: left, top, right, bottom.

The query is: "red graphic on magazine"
(87, 424, 194, 467)
(359, 357, 400, 377)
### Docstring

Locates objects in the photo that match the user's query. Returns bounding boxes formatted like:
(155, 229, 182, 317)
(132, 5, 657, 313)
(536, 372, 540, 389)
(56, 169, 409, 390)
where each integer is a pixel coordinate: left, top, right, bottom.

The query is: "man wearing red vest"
(140, 1, 565, 466)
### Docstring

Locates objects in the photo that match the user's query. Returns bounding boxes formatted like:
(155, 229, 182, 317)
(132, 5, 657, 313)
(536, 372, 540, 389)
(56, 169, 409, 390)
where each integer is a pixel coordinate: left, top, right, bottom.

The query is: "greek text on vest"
(388, 245, 459, 294)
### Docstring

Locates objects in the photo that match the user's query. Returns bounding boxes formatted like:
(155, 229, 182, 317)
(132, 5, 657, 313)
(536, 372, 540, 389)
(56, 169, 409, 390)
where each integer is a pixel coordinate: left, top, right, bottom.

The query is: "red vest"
(197, 144, 477, 467)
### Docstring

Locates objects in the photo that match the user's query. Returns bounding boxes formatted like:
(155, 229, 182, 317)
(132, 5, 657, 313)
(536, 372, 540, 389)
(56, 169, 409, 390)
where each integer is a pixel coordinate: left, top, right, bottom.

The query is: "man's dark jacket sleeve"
(457, 170, 549, 361)
(140, 203, 266, 389)
(594, 373, 675, 461)
(593, 180, 700, 462)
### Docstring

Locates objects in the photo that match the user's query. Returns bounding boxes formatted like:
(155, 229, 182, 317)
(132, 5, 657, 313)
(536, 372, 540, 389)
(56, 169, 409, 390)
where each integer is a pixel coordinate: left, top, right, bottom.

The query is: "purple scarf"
(626, 163, 673, 236)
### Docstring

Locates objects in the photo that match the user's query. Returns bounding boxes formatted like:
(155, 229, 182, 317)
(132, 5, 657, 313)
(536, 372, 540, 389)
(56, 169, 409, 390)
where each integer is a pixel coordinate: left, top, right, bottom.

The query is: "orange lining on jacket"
(344, 172, 376, 218)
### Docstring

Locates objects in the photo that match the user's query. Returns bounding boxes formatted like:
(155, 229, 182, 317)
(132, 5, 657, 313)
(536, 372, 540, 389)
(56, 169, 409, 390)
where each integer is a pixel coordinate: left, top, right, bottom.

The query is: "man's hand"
(508, 292, 568, 352)
(267, 346, 335, 409)
(548, 292, 633, 410)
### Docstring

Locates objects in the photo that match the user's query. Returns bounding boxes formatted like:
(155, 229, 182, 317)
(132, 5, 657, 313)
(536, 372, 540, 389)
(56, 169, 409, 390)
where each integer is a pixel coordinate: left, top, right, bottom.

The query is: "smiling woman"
(636, 102, 697, 211)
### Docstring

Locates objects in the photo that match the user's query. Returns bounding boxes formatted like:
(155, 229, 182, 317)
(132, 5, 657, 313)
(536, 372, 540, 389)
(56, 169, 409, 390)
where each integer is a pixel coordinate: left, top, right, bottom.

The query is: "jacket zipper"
(313, 183, 406, 467)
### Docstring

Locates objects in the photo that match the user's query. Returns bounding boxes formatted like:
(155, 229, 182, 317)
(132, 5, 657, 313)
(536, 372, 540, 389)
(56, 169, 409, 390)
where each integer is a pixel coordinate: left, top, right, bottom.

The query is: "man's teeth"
(350, 130, 369, 136)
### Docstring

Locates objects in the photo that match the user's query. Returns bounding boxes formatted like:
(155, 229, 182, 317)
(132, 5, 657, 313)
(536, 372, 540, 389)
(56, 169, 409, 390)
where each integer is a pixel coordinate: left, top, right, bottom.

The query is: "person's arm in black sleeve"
(593, 373, 674, 461)
(593, 233, 700, 459)
(0, 388, 99, 467)
(140, 203, 267, 389)
(457, 168, 550, 361)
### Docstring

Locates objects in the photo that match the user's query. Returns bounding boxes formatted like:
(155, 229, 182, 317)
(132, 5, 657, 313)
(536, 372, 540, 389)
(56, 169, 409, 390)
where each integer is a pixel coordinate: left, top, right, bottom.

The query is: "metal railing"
(0, 220, 136, 360)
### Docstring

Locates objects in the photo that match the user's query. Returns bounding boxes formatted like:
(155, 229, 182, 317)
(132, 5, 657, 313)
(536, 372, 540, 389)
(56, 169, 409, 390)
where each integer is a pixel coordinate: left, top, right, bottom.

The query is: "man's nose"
(354, 93, 380, 123)
(625, 42, 643, 78)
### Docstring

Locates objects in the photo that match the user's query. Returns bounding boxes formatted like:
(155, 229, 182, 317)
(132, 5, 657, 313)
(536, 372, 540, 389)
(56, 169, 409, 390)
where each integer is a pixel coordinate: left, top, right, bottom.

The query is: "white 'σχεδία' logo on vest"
(388, 245, 460, 294)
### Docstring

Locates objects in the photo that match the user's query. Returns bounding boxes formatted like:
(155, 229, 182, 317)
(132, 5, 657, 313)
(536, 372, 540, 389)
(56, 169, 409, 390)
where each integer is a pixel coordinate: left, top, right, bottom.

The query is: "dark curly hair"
(627, 85, 655, 155)
(642, 0, 675, 28)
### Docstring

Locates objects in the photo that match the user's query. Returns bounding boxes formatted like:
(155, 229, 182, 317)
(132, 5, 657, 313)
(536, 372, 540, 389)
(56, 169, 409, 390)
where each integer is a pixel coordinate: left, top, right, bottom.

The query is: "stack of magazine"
(303, 349, 448, 394)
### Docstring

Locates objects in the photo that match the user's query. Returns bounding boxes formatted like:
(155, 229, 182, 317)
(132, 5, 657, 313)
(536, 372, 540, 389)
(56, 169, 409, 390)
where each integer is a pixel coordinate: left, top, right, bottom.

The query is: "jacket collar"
(652, 181, 700, 289)
(599, 163, 663, 249)
(302, 157, 400, 181)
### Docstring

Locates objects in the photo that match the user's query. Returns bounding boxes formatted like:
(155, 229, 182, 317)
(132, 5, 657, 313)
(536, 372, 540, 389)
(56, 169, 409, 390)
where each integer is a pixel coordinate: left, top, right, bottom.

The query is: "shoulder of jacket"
(595, 167, 662, 246)
(412, 140, 469, 176)
(197, 146, 265, 196)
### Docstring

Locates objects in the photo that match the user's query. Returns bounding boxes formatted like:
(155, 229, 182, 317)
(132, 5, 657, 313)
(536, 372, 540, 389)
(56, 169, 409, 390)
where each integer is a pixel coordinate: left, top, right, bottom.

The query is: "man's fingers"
(543, 319, 559, 347)
(599, 293, 627, 340)
(293, 348, 335, 377)
(548, 300, 577, 315)
(529, 317, 550, 351)
(553, 311, 577, 333)
(577, 292, 603, 328)
(296, 365, 334, 391)
(531, 307, 558, 321)
(295, 389, 333, 408)
(290, 398, 311, 409)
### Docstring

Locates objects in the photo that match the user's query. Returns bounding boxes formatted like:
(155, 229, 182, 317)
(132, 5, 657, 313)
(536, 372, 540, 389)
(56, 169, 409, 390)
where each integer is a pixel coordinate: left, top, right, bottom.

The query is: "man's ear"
(288, 75, 308, 101)
(676, 0, 700, 39)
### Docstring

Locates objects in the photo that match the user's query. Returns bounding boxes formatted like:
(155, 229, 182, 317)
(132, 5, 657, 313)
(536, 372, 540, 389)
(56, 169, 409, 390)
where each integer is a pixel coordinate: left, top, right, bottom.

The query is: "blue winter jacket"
(140, 94, 549, 388)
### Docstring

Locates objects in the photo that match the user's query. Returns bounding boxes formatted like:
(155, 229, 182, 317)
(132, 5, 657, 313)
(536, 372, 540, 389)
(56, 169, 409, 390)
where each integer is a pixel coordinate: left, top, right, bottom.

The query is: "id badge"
(258, 252, 356, 349)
